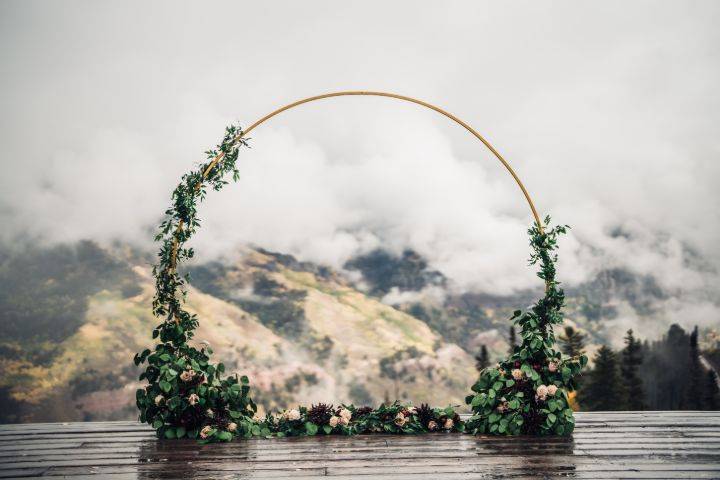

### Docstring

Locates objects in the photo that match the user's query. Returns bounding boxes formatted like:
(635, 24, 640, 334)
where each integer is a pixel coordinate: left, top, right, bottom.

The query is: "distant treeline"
(476, 324, 720, 411)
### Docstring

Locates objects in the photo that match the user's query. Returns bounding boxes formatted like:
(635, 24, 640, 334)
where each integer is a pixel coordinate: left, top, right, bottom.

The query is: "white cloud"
(0, 0, 718, 339)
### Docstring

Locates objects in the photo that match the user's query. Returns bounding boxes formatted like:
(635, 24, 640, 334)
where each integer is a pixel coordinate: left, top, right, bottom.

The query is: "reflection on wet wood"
(1, 412, 719, 478)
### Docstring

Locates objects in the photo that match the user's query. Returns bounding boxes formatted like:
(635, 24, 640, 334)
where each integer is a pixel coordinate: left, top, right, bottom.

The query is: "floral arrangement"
(465, 219, 587, 435)
(257, 403, 464, 437)
(134, 125, 260, 442)
(134, 124, 583, 442)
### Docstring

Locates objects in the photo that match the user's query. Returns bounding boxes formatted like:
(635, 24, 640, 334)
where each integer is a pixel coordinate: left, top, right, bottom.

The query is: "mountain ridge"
(1, 239, 717, 423)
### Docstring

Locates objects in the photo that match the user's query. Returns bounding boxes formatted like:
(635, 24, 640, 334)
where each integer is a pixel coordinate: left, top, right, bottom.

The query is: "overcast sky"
(1, 1, 719, 337)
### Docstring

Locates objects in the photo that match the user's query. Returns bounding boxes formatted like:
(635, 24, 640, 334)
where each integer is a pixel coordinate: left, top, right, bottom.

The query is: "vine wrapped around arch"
(134, 124, 585, 442)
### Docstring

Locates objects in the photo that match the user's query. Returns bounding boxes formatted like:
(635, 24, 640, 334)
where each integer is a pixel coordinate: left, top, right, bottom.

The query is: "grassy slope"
(1, 251, 477, 422)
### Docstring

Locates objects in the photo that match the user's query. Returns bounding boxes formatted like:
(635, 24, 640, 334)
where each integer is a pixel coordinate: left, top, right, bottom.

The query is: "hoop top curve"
(171, 91, 544, 277)
(241, 91, 542, 231)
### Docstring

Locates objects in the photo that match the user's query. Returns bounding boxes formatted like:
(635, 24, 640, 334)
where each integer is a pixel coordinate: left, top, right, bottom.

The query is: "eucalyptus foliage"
(258, 403, 464, 437)
(135, 125, 257, 442)
(465, 218, 587, 435)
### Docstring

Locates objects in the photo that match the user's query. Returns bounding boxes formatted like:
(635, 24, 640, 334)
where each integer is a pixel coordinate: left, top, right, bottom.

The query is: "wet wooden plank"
(0, 412, 718, 478)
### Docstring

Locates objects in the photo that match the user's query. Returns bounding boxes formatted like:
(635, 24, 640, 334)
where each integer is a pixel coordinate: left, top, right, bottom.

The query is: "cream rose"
(227, 422, 237, 432)
(154, 395, 164, 406)
(180, 369, 195, 382)
(394, 412, 407, 427)
(443, 418, 454, 430)
(328, 416, 339, 427)
(536, 385, 549, 398)
(187, 393, 199, 406)
(427, 420, 438, 431)
(200, 425, 213, 439)
(511, 369, 523, 380)
(339, 416, 350, 426)
(284, 409, 301, 421)
(547, 385, 558, 396)
(339, 408, 352, 420)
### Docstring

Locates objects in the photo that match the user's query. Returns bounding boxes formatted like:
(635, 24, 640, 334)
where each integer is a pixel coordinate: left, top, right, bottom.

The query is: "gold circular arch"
(170, 91, 543, 274)
(246, 91, 540, 227)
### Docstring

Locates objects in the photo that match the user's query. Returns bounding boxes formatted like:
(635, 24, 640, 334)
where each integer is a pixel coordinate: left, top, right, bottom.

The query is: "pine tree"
(508, 326, 517, 354)
(703, 370, 720, 410)
(559, 326, 586, 357)
(685, 326, 704, 410)
(475, 345, 489, 372)
(581, 345, 623, 411)
(620, 329, 646, 410)
(559, 325, 587, 395)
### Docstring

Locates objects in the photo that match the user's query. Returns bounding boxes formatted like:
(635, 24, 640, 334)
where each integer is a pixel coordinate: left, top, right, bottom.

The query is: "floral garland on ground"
(134, 124, 583, 442)
(254, 403, 463, 439)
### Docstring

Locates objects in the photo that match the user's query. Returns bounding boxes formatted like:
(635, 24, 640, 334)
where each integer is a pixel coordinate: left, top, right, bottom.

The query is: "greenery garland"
(257, 403, 464, 438)
(134, 124, 584, 442)
(466, 219, 588, 435)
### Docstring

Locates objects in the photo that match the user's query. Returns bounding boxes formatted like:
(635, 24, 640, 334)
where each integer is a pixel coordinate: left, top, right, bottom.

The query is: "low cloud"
(1, 1, 718, 342)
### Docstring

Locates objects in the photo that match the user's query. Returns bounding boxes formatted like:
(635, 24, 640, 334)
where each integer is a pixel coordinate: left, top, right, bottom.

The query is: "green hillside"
(0, 244, 476, 422)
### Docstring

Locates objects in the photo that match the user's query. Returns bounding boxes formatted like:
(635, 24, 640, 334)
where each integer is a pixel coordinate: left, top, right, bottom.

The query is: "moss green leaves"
(466, 217, 587, 436)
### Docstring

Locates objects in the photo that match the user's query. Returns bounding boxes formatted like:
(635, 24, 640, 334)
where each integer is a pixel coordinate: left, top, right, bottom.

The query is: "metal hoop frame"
(243, 91, 541, 229)
(169, 91, 543, 275)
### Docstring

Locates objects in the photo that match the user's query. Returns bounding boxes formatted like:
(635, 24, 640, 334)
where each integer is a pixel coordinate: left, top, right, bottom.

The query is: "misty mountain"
(0, 240, 717, 423)
(341, 246, 709, 355)
(0, 241, 476, 423)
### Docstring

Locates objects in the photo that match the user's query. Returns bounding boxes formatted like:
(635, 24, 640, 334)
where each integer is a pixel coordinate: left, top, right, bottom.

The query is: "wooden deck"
(1, 412, 719, 479)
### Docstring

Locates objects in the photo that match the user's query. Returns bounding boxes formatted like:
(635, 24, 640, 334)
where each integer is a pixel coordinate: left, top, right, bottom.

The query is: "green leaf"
(305, 422, 318, 436)
(547, 413, 557, 424)
(323, 425, 332, 434)
(159, 381, 171, 393)
(175, 426, 186, 438)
